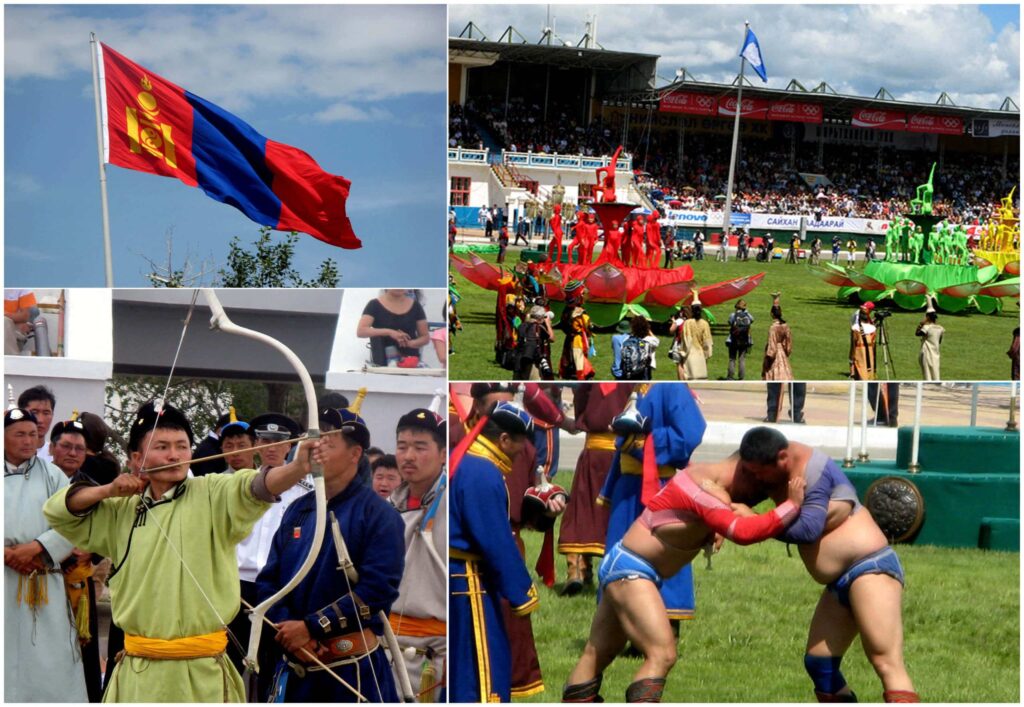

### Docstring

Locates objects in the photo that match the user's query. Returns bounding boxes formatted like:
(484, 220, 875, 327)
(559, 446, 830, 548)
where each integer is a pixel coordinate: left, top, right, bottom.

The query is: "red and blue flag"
(99, 43, 360, 249)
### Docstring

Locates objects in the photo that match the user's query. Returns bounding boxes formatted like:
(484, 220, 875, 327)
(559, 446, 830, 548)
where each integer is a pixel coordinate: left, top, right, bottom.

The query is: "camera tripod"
(875, 316, 896, 380)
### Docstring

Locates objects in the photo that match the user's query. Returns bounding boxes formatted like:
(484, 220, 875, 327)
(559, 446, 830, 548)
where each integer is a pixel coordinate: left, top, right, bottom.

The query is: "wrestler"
(563, 457, 805, 703)
(731, 427, 918, 703)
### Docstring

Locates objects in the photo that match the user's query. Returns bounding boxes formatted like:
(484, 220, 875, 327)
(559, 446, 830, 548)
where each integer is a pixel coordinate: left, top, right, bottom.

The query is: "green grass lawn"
(449, 252, 1019, 381)
(515, 489, 1020, 703)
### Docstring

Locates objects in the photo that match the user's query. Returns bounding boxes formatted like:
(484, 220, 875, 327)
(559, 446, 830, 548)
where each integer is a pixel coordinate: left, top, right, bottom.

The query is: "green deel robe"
(44, 470, 272, 703)
(5, 456, 87, 703)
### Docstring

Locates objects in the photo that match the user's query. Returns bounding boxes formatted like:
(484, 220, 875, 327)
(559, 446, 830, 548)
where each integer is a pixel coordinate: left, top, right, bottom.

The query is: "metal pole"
(843, 381, 856, 467)
(721, 21, 749, 262)
(970, 383, 979, 427)
(1007, 381, 1019, 432)
(90, 33, 114, 287)
(858, 381, 870, 461)
(908, 382, 923, 472)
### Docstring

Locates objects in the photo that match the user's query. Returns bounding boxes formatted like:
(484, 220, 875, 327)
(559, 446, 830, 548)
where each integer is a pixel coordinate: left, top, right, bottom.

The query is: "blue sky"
(450, 4, 1019, 107)
(6, 4, 448, 287)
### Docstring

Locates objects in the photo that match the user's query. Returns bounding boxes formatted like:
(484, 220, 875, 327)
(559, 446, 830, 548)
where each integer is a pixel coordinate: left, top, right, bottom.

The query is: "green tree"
(217, 227, 339, 288)
(104, 375, 311, 464)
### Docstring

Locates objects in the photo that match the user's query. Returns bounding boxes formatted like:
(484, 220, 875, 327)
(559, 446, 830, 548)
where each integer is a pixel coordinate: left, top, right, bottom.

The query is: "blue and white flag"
(740, 27, 768, 83)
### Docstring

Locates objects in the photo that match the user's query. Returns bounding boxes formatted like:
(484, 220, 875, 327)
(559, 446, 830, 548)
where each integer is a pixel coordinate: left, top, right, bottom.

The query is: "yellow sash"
(584, 432, 618, 451)
(124, 630, 227, 659)
(389, 613, 447, 638)
(619, 453, 675, 478)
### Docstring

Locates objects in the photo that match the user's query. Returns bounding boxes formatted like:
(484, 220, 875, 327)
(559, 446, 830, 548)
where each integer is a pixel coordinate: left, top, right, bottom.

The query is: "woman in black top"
(357, 289, 429, 365)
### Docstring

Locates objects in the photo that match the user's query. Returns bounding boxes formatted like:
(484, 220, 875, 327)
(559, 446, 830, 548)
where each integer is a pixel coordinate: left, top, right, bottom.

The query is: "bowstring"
(131, 289, 238, 649)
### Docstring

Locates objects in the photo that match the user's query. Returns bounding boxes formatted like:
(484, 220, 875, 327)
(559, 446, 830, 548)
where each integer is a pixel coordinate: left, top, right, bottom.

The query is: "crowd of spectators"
(450, 97, 1018, 220)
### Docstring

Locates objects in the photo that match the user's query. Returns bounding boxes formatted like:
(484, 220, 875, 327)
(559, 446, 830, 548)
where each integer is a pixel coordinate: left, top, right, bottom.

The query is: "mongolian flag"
(98, 43, 360, 249)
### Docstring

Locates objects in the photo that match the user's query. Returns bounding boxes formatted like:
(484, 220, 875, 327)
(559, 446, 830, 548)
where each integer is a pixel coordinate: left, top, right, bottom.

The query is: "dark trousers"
(766, 382, 806, 422)
(868, 382, 900, 425)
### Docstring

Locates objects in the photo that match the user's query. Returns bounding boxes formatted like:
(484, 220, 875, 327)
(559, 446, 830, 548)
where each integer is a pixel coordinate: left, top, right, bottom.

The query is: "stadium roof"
(618, 75, 1020, 122)
(450, 22, 658, 83)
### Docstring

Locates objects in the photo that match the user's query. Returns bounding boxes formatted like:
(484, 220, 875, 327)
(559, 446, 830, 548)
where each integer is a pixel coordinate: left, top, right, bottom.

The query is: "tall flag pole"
(90, 33, 115, 286)
(721, 22, 768, 261)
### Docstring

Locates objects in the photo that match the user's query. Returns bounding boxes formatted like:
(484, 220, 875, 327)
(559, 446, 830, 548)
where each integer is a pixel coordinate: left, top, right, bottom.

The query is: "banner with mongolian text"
(663, 209, 890, 235)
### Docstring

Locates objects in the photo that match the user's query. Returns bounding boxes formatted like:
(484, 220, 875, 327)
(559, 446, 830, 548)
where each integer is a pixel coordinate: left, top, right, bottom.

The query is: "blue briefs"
(598, 540, 663, 591)
(827, 546, 905, 608)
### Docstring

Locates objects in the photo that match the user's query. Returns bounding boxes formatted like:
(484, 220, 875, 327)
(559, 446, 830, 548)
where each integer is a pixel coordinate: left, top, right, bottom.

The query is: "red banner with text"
(851, 108, 907, 131)
(768, 100, 823, 124)
(659, 91, 718, 116)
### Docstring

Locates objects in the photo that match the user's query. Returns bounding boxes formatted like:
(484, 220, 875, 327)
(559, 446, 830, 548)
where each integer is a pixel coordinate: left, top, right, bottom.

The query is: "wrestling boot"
(883, 691, 920, 703)
(582, 555, 595, 585)
(625, 677, 666, 703)
(562, 675, 603, 702)
(561, 554, 584, 596)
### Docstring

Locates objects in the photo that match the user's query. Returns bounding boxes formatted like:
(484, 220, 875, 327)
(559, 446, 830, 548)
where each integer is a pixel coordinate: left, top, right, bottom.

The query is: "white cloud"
(5, 5, 447, 111)
(308, 102, 394, 123)
(7, 173, 42, 199)
(449, 4, 1019, 109)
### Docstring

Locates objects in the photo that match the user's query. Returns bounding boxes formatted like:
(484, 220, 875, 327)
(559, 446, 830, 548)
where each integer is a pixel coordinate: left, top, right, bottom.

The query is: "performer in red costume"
(547, 204, 565, 265)
(596, 220, 625, 268)
(569, 211, 599, 266)
(595, 146, 623, 204)
(629, 215, 647, 267)
(646, 211, 663, 268)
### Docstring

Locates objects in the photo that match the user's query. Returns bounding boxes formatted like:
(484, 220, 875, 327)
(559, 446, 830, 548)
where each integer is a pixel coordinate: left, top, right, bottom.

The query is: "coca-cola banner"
(768, 101, 823, 124)
(659, 91, 718, 116)
(907, 114, 963, 135)
(851, 108, 906, 130)
(718, 96, 769, 119)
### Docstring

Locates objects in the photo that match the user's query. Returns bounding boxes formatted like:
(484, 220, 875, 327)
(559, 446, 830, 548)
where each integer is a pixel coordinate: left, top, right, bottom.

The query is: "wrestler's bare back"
(620, 456, 741, 579)
(734, 441, 890, 584)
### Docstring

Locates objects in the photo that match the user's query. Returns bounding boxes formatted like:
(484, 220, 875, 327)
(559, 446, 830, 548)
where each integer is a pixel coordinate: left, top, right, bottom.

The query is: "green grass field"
(449, 251, 1019, 381)
(514, 483, 1020, 703)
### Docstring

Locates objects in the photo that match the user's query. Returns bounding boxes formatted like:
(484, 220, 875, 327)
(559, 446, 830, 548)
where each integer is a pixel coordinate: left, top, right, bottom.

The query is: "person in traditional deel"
(597, 383, 707, 629)
(257, 407, 405, 703)
(49, 417, 106, 702)
(5, 407, 89, 703)
(226, 413, 311, 700)
(449, 400, 540, 703)
(388, 408, 448, 702)
(558, 383, 634, 595)
(43, 400, 315, 702)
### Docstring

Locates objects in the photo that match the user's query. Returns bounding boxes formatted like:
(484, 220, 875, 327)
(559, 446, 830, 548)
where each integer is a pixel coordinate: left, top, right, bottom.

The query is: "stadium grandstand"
(448, 21, 1019, 244)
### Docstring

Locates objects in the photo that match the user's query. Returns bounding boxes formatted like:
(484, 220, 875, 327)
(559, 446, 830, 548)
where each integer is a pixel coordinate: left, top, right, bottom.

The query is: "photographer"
(849, 301, 878, 380)
(915, 309, 944, 380)
(514, 305, 555, 380)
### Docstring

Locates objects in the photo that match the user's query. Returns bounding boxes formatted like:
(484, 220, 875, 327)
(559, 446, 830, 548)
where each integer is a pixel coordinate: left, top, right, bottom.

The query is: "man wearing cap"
(225, 414, 311, 691)
(388, 409, 448, 702)
(451, 383, 563, 698)
(849, 302, 878, 380)
(450, 400, 540, 702)
(256, 407, 404, 702)
(43, 400, 316, 702)
(192, 412, 233, 477)
(49, 418, 106, 701)
(5, 407, 89, 703)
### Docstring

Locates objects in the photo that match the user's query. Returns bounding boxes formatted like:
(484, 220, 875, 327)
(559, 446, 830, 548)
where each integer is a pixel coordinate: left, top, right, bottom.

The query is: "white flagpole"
(721, 21, 749, 262)
(90, 33, 114, 287)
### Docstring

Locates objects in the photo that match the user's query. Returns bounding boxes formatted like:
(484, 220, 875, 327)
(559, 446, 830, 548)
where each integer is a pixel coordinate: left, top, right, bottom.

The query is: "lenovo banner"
(718, 96, 769, 119)
(659, 91, 718, 116)
(851, 108, 906, 131)
(907, 114, 963, 135)
(768, 101, 823, 124)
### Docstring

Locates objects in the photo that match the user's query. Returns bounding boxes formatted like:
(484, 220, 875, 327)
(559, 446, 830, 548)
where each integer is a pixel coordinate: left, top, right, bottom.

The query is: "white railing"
(447, 146, 632, 173)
